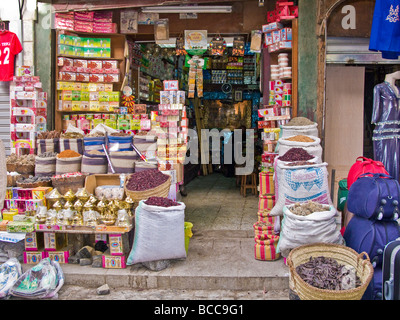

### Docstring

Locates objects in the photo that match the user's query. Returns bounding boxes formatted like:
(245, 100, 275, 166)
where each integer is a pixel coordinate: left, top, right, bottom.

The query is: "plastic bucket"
(184, 222, 193, 254)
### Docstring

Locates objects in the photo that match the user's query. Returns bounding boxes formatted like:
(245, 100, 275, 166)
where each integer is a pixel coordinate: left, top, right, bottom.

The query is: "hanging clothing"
(372, 82, 400, 181)
(0, 30, 22, 81)
(369, 0, 400, 59)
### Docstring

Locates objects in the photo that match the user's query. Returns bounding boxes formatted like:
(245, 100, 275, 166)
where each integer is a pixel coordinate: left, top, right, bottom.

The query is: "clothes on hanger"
(0, 30, 22, 81)
(369, 0, 400, 59)
(372, 81, 400, 181)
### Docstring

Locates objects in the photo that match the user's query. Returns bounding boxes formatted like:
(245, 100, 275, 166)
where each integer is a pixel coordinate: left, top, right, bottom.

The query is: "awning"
(49, 0, 241, 12)
(326, 37, 400, 64)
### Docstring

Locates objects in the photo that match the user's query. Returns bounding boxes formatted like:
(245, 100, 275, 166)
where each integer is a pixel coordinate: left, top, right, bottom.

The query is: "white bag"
(281, 123, 319, 138)
(277, 135, 322, 160)
(277, 205, 344, 258)
(127, 200, 186, 265)
(270, 161, 333, 216)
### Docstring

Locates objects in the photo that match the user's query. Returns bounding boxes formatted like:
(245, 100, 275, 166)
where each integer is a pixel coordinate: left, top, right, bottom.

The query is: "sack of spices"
(55, 150, 82, 175)
(277, 203, 343, 258)
(107, 133, 133, 152)
(281, 117, 319, 138)
(108, 151, 138, 174)
(81, 151, 107, 174)
(37, 138, 60, 155)
(83, 136, 106, 154)
(35, 152, 57, 176)
(278, 135, 322, 161)
(270, 161, 333, 216)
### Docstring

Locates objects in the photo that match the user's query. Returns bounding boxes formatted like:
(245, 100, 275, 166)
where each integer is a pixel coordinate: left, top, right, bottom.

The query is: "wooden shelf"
(58, 54, 123, 61)
(54, 29, 127, 132)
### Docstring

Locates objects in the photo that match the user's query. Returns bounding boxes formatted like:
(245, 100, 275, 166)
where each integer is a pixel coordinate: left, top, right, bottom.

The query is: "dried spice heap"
(37, 130, 61, 139)
(57, 150, 81, 158)
(285, 117, 314, 127)
(145, 197, 179, 207)
(125, 169, 169, 191)
(279, 148, 314, 162)
(296, 256, 361, 290)
(289, 201, 330, 216)
(285, 135, 315, 143)
(7, 154, 35, 166)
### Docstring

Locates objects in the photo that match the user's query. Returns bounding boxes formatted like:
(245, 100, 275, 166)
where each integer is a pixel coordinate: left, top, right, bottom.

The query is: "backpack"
(347, 157, 388, 190)
(347, 173, 400, 221)
(343, 216, 400, 300)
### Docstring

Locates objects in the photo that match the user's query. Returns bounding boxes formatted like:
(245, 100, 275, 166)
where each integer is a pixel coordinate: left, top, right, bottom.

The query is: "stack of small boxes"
(156, 80, 188, 201)
(266, 0, 298, 24)
(4, 186, 52, 217)
(10, 70, 47, 155)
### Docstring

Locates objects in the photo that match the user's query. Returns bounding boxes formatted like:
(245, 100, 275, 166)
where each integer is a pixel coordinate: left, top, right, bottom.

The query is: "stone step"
(40, 235, 290, 293)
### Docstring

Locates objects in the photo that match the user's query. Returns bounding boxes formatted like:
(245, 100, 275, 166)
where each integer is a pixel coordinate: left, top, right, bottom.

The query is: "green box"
(130, 119, 140, 130)
(72, 91, 81, 101)
(104, 119, 117, 129)
(118, 119, 130, 130)
(98, 91, 109, 102)
(83, 47, 111, 58)
(81, 91, 90, 101)
(93, 119, 104, 127)
(109, 92, 120, 102)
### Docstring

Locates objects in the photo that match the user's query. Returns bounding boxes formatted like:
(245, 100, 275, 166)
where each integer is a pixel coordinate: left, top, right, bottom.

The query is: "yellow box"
(81, 83, 89, 91)
(72, 101, 81, 111)
(89, 101, 100, 111)
(2, 211, 18, 221)
(32, 187, 53, 205)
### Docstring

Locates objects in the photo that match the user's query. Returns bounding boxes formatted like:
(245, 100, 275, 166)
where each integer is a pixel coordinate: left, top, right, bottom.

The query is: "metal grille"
(0, 82, 10, 155)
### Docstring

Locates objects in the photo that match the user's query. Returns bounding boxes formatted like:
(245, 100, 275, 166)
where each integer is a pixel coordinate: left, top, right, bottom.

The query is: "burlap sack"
(81, 153, 107, 174)
(35, 155, 56, 176)
(56, 155, 82, 175)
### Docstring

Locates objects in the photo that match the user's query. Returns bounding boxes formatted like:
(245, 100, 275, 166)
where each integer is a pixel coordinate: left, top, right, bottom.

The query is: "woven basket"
(287, 243, 374, 300)
(15, 164, 35, 174)
(51, 175, 87, 194)
(124, 175, 171, 202)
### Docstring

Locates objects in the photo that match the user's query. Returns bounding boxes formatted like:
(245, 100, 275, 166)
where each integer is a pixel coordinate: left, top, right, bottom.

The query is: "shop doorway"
(325, 63, 400, 207)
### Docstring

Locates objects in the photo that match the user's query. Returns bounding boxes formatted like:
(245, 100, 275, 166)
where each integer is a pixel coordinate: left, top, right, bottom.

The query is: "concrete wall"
(297, 0, 319, 121)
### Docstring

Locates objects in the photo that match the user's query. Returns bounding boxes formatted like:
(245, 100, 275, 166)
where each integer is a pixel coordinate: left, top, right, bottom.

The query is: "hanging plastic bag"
(9, 258, 64, 299)
(0, 258, 22, 299)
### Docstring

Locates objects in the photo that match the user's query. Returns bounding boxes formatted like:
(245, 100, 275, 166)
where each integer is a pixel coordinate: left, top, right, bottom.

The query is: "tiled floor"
(183, 173, 259, 237)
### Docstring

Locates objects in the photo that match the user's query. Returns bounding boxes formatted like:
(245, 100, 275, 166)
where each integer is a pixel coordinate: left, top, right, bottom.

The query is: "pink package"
(74, 11, 94, 22)
(94, 11, 113, 23)
(74, 21, 93, 33)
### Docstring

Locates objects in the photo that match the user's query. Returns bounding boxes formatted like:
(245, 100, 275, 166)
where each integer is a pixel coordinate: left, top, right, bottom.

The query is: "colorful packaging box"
(102, 254, 126, 268)
(24, 232, 44, 251)
(23, 250, 48, 264)
(109, 234, 124, 256)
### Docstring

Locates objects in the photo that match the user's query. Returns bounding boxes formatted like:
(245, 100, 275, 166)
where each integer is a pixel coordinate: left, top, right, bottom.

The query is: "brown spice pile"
(285, 135, 315, 142)
(57, 149, 81, 158)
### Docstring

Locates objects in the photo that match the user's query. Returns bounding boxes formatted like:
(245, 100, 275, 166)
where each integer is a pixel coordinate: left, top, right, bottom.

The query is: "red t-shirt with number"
(0, 31, 23, 81)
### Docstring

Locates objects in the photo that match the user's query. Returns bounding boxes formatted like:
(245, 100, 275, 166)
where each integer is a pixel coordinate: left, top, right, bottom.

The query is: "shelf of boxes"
(55, 29, 126, 133)
(10, 76, 48, 155)
(155, 80, 188, 201)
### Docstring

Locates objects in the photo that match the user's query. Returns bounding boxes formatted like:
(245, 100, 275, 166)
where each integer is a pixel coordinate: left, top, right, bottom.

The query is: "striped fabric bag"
(257, 209, 275, 223)
(253, 220, 275, 236)
(254, 234, 281, 261)
(83, 136, 106, 153)
(35, 155, 57, 176)
(258, 195, 276, 211)
(81, 152, 107, 174)
(37, 138, 60, 155)
(259, 172, 274, 196)
(56, 155, 82, 175)
(59, 138, 84, 155)
(133, 135, 157, 158)
(108, 151, 138, 174)
(107, 135, 133, 152)
(134, 161, 158, 173)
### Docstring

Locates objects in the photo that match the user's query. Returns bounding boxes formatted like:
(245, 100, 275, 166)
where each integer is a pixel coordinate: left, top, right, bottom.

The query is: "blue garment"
(372, 82, 400, 182)
(369, 0, 400, 59)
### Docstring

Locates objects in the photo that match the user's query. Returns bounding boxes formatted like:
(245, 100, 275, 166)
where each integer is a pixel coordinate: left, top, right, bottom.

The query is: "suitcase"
(383, 240, 400, 300)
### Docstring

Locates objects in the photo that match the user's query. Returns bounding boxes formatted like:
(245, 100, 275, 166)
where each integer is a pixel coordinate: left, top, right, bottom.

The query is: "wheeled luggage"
(383, 240, 400, 300)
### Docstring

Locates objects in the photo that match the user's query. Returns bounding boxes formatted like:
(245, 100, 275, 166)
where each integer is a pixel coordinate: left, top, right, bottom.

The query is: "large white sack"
(278, 135, 322, 160)
(127, 200, 186, 265)
(270, 161, 333, 216)
(277, 204, 344, 258)
(281, 123, 319, 138)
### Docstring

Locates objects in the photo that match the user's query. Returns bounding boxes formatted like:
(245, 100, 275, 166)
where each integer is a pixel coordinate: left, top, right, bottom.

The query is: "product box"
(44, 232, 68, 251)
(2, 211, 18, 221)
(102, 254, 126, 268)
(163, 80, 179, 91)
(109, 234, 124, 256)
(278, 41, 292, 50)
(84, 174, 121, 195)
(281, 28, 292, 41)
(272, 30, 281, 43)
(7, 221, 34, 233)
(47, 245, 74, 263)
(25, 232, 44, 251)
(23, 250, 48, 264)
(262, 22, 283, 33)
